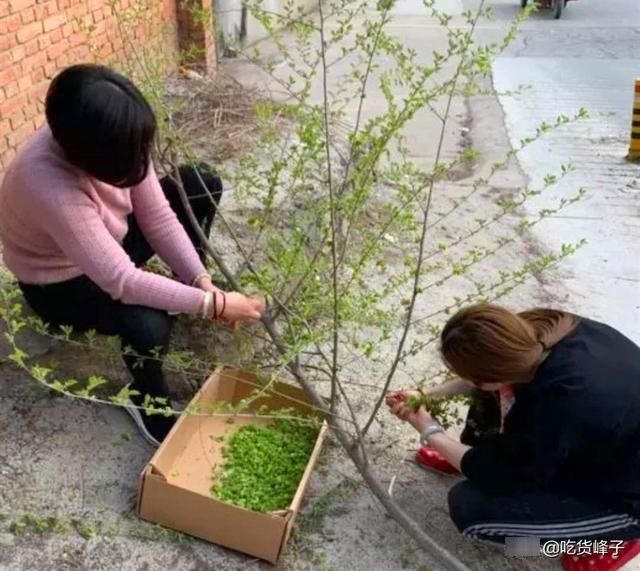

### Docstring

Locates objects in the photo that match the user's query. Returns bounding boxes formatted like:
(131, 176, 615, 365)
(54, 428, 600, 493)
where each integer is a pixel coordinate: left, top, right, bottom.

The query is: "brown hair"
(440, 304, 580, 384)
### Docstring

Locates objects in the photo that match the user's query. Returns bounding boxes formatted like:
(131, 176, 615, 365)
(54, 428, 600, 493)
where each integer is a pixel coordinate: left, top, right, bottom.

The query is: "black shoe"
(124, 401, 177, 447)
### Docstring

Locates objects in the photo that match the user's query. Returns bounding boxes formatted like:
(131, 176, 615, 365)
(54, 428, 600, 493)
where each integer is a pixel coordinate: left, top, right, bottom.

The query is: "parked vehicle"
(521, 0, 574, 20)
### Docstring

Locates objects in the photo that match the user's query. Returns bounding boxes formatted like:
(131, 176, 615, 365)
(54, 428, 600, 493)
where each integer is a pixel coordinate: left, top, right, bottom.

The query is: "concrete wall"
(214, 0, 318, 52)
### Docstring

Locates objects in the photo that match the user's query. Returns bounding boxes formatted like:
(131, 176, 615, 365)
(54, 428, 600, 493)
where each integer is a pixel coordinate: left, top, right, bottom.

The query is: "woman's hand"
(385, 389, 421, 408)
(404, 407, 433, 433)
(220, 292, 264, 322)
(194, 274, 219, 294)
(386, 389, 434, 433)
(193, 275, 264, 325)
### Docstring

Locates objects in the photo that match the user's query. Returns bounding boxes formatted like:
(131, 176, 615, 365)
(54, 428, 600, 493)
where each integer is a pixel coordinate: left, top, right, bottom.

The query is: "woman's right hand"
(219, 292, 264, 322)
(385, 389, 426, 423)
(385, 389, 422, 408)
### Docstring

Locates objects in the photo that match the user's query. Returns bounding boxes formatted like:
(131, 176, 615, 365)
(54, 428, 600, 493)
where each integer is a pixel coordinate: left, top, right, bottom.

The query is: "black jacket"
(461, 318, 640, 516)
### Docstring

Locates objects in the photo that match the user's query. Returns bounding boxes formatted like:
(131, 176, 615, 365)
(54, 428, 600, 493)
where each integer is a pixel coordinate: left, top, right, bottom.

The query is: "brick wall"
(0, 0, 215, 171)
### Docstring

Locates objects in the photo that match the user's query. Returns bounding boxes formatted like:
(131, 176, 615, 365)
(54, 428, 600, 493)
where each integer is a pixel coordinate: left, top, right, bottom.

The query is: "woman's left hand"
(194, 274, 218, 294)
(193, 275, 243, 331)
(405, 407, 433, 433)
(388, 398, 434, 433)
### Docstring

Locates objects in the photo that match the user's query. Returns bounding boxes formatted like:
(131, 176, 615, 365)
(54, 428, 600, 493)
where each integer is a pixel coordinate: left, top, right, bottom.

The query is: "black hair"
(45, 64, 156, 187)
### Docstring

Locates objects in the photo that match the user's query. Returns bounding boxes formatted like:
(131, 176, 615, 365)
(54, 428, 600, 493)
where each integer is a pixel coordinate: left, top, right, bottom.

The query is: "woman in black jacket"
(387, 304, 640, 570)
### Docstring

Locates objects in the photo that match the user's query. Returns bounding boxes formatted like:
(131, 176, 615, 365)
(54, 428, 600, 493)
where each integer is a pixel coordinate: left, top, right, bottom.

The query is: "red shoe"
(561, 540, 640, 571)
(415, 446, 459, 475)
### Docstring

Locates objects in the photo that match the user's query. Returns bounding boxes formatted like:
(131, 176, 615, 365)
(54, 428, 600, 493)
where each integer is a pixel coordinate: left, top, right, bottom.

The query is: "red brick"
(9, 113, 25, 131)
(32, 116, 45, 130)
(6, 14, 23, 33)
(45, 0, 58, 15)
(0, 66, 18, 84)
(47, 39, 69, 60)
(9, 0, 36, 12)
(80, 13, 94, 30)
(0, 34, 10, 52)
(10, 45, 26, 63)
(94, 37, 110, 57)
(57, 0, 70, 8)
(16, 21, 42, 43)
(44, 61, 57, 77)
(25, 39, 39, 56)
(4, 81, 19, 98)
(0, 94, 27, 117)
(0, 3, 9, 17)
(43, 13, 66, 32)
(0, 137, 9, 156)
(67, 3, 87, 18)
(56, 53, 69, 68)
(68, 44, 89, 59)
(0, 51, 11, 70)
(50, 27, 63, 42)
(28, 82, 48, 103)
(0, 120, 12, 138)
(31, 67, 45, 83)
(37, 35, 50, 50)
(20, 7, 36, 24)
(92, 20, 106, 36)
(92, 8, 103, 22)
(22, 103, 38, 118)
(17, 75, 32, 91)
(21, 52, 47, 73)
(34, 0, 57, 18)
(68, 30, 86, 47)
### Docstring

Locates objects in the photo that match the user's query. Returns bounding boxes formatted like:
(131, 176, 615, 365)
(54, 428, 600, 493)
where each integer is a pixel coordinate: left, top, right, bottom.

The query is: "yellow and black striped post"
(628, 79, 640, 162)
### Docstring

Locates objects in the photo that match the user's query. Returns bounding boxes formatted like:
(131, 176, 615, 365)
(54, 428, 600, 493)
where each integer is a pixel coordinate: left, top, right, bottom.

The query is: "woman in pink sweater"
(0, 64, 264, 446)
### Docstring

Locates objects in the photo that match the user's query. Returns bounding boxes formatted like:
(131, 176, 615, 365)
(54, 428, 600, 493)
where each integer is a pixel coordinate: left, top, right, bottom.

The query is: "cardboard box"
(137, 366, 328, 563)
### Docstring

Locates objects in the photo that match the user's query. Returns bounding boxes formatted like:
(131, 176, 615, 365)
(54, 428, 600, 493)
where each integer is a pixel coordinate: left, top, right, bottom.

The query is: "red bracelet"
(220, 292, 227, 319)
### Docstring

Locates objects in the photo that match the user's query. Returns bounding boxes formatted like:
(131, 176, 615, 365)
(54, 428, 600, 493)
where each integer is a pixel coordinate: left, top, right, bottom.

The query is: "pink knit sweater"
(0, 128, 206, 315)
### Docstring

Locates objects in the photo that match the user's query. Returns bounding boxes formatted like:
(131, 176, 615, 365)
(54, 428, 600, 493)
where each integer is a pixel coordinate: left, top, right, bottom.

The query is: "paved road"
(482, 0, 640, 342)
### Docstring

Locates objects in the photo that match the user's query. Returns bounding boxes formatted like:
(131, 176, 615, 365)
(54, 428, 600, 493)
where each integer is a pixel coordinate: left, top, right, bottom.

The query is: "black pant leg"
(447, 480, 640, 542)
(121, 162, 222, 268)
(121, 214, 155, 267)
(114, 304, 173, 402)
(19, 276, 120, 335)
(20, 277, 173, 402)
(159, 162, 223, 264)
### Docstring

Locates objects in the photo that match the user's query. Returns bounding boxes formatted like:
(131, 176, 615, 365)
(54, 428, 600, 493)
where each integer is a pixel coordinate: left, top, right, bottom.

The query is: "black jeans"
(449, 391, 640, 542)
(19, 163, 222, 405)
